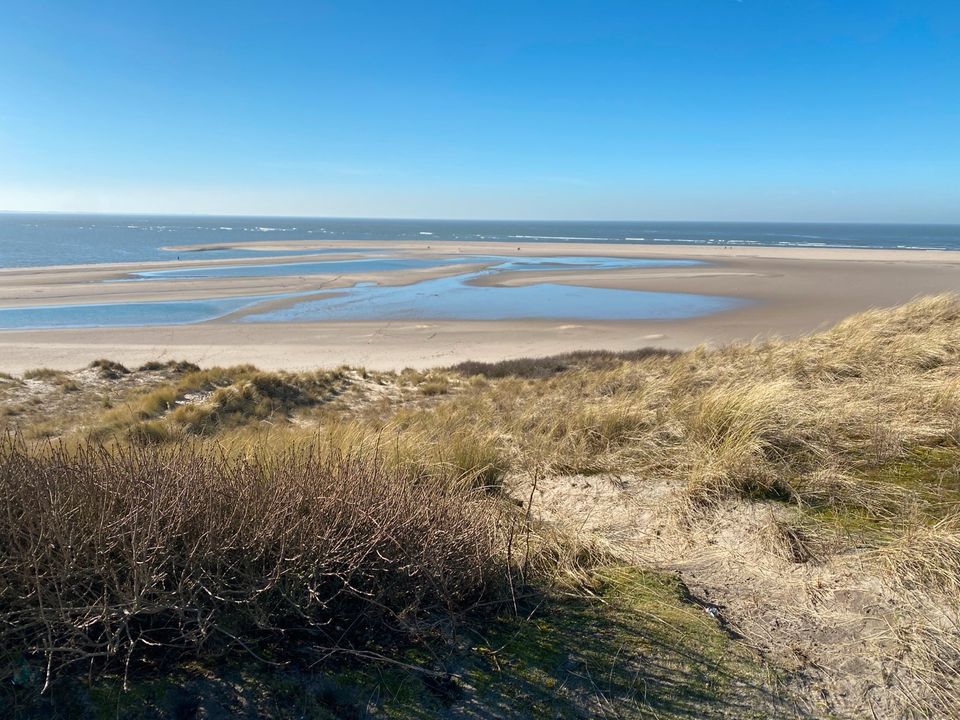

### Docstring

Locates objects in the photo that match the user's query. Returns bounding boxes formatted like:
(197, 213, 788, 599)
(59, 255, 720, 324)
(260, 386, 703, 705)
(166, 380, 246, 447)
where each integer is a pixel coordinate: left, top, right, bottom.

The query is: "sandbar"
(1, 241, 958, 373)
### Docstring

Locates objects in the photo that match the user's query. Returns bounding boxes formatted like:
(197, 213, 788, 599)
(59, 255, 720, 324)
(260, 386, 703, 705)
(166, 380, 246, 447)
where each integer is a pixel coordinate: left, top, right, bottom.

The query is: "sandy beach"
(1, 241, 959, 373)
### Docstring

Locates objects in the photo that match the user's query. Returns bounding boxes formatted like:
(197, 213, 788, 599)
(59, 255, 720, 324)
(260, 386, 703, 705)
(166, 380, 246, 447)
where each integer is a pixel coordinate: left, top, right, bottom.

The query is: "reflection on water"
(484, 256, 701, 272)
(0, 255, 736, 330)
(0, 294, 312, 329)
(242, 272, 741, 323)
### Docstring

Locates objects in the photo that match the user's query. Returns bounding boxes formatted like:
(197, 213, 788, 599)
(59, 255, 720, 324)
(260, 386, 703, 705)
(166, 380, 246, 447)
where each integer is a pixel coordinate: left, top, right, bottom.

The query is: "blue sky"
(1, 1, 958, 221)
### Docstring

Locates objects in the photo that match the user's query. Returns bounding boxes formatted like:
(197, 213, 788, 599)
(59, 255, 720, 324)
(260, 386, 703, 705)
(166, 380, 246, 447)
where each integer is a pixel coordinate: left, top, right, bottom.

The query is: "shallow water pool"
(0, 293, 312, 329)
(0, 256, 733, 329)
(241, 272, 741, 323)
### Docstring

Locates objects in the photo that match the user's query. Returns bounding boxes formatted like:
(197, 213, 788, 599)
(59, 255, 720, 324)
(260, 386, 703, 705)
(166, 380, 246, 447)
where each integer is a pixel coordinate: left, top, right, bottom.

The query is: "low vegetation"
(3, 295, 960, 718)
(0, 439, 525, 688)
(88, 358, 131, 380)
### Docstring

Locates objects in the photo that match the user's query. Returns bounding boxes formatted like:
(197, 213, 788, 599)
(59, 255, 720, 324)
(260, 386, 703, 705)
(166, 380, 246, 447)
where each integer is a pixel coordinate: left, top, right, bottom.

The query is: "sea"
(2, 213, 959, 269)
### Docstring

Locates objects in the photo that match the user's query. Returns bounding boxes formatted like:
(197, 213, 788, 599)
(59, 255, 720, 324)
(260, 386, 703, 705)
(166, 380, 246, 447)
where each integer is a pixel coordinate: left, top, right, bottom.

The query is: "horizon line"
(1, 209, 958, 227)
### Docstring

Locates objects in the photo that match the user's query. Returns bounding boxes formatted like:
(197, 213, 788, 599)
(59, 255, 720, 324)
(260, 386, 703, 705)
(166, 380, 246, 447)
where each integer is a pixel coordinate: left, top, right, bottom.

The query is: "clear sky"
(1, 1, 958, 221)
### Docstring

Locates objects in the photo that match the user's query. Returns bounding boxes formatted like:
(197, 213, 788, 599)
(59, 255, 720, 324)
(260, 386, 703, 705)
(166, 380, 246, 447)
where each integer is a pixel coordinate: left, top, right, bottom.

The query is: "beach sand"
(1, 241, 958, 373)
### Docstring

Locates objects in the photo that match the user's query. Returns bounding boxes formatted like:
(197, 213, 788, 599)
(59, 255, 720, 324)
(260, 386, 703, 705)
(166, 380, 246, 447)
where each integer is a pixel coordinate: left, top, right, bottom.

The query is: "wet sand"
(1, 241, 959, 373)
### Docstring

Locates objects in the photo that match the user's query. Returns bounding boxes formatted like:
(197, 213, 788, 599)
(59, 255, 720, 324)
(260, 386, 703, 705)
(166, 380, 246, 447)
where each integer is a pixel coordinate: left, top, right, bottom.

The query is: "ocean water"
(2, 213, 954, 330)
(2, 213, 959, 269)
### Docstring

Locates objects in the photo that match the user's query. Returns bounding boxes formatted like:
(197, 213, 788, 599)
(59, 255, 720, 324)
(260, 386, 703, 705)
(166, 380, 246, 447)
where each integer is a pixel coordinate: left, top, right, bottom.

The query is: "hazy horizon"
(2, 209, 960, 227)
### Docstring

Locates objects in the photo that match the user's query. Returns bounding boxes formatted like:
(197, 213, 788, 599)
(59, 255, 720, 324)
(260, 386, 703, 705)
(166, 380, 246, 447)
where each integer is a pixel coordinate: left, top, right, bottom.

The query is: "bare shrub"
(0, 436, 519, 685)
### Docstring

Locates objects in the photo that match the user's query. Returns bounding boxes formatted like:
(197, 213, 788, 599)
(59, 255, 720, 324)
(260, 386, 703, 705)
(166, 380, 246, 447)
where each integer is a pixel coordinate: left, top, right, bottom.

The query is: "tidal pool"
(483, 255, 702, 272)
(241, 273, 741, 323)
(0, 293, 313, 330)
(0, 255, 734, 329)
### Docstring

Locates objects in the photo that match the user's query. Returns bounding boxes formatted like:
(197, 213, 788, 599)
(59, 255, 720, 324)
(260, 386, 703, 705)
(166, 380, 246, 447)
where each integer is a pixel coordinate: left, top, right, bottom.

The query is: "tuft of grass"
(20, 368, 83, 393)
(89, 388, 180, 440)
(878, 515, 960, 597)
(88, 359, 130, 380)
(137, 360, 201, 374)
(176, 364, 259, 393)
(168, 403, 217, 435)
(419, 378, 450, 396)
(24, 423, 58, 439)
(450, 348, 678, 380)
(401, 429, 510, 490)
(137, 387, 178, 417)
(85, 369, 351, 441)
(126, 419, 179, 445)
(22, 368, 67, 381)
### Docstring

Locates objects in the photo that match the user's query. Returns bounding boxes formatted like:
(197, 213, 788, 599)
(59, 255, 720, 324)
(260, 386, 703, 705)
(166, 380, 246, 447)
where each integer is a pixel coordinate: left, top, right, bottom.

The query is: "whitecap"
(507, 235, 609, 241)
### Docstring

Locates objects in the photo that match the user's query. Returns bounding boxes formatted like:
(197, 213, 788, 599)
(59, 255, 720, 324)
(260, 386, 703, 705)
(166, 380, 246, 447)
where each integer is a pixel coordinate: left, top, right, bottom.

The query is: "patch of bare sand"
(523, 473, 958, 719)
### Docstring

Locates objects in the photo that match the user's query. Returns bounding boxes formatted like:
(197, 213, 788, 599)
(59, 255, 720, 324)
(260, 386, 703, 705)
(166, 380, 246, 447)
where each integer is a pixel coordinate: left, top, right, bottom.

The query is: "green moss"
(807, 504, 890, 536)
(860, 445, 960, 520)
(450, 567, 794, 719)
(875, 446, 960, 501)
(802, 444, 960, 545)
(318, 566, 801, 719)
(87, 677, 174, 720)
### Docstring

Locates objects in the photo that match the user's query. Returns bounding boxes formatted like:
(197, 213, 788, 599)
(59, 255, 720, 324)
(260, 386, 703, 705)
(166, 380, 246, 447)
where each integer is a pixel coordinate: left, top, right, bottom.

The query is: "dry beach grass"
(2, 295, 960, 717)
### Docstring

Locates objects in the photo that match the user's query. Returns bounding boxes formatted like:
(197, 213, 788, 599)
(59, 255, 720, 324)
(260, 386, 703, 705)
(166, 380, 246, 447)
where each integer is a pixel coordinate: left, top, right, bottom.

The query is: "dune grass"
(4, 295, 960, 716)
(22, 368, 68, 381)
(72, 295, 960, 596)
(88, 359, 130, 380)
